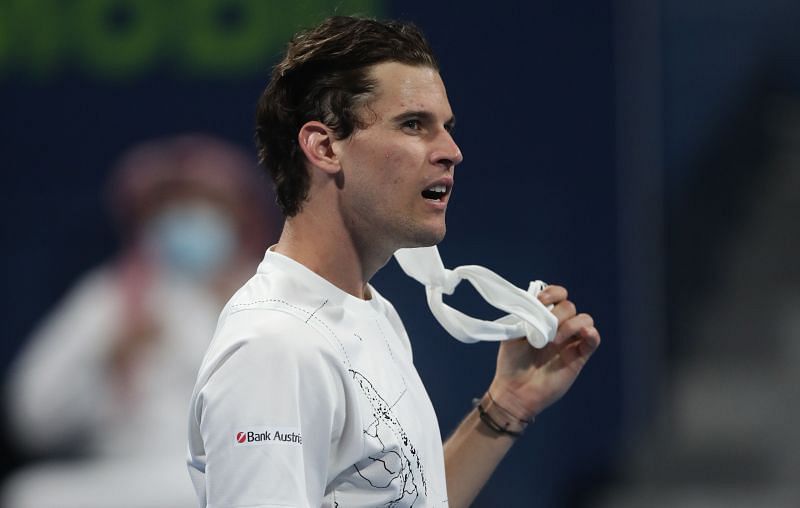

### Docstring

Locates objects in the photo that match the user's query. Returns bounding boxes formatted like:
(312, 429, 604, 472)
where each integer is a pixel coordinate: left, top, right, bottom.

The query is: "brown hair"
(255, 16, 439, 216)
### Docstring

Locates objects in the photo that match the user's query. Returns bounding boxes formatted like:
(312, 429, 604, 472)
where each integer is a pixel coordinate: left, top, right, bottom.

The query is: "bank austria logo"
(233, 426, 303, 447)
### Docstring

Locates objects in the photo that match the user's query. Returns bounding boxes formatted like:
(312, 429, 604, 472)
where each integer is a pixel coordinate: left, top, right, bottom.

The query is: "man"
(187, 16, 600, 508)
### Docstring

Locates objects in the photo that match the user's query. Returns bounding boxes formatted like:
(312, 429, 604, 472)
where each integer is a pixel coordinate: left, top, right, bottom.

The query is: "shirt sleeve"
(193, 309, 347, 508)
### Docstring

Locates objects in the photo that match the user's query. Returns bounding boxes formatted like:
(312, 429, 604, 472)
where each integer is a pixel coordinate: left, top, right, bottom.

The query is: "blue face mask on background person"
(145, 202, 237, 280)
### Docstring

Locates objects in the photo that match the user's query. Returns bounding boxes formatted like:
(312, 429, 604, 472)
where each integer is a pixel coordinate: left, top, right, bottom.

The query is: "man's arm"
(192, 310, 347, 507)
(443, 285, 601, 507)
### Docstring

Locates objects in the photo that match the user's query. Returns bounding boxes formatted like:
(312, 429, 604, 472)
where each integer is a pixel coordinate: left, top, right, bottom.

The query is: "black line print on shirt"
(350, 370, 427, 507)
(282, 296, 427, 506)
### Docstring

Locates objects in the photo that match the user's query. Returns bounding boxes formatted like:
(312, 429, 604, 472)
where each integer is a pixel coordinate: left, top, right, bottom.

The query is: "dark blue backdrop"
(0, 1, 619, 506)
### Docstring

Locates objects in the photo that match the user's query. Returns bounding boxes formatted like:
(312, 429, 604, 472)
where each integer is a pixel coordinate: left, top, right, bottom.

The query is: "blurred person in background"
(2, 134, 277, 508)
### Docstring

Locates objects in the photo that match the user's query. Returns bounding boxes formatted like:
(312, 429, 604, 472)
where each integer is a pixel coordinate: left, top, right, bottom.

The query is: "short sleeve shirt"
(187, 249, 448, 507)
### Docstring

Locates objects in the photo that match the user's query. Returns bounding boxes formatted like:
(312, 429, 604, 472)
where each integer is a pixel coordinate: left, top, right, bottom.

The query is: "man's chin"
(400, 225, 446, 249)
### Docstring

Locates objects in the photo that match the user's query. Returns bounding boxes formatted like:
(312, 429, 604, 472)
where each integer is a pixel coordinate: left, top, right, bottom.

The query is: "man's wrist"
(486, 382, 542, 422)
(473, 392, 532, 438)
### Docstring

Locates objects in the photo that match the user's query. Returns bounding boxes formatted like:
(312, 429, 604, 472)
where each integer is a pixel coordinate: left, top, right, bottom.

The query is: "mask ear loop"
(395, 247, 558, 348)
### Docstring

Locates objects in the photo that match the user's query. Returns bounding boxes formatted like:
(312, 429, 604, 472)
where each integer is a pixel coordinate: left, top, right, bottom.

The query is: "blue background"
(7, 0, 799, 506)
(3, 1, 618, 506)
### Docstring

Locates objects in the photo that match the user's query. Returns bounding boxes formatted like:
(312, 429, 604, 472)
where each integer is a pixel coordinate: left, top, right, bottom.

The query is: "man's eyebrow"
(393, 110, 457, 129)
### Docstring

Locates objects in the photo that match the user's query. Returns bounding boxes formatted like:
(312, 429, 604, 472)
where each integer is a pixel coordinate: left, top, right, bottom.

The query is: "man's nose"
(431, 130, 463, 169)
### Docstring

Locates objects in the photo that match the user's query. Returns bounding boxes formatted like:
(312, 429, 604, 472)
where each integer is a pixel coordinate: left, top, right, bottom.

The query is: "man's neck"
(273, 211, 390, 300)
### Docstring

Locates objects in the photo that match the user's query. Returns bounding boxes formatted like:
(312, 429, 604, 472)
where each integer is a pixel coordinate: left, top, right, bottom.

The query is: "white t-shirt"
(187, 249, 448, 507)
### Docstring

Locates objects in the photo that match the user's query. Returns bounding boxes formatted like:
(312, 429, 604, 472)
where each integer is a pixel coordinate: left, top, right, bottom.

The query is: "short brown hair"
(255, 16, 439, 217)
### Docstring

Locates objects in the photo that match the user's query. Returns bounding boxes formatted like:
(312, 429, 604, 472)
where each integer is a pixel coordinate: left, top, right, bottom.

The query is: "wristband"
(472, 392, 531, 438)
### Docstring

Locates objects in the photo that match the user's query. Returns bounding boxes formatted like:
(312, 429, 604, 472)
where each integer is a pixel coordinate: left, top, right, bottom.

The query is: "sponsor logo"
(233, 426, 302, 447)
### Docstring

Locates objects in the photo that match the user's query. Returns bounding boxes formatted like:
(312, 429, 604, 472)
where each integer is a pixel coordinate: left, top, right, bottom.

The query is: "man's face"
(333, 62, 462, 253)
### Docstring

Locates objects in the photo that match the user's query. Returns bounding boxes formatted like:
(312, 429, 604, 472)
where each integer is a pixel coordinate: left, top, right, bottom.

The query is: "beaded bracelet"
(472, 392, 531, 438)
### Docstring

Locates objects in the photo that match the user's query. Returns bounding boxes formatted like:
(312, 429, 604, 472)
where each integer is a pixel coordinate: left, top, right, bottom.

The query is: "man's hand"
(443, 285, 600, 507)
(487, 285, 601, 421)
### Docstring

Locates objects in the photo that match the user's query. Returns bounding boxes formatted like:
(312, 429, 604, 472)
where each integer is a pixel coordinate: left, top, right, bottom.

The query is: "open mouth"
(421, 184, 449, 201)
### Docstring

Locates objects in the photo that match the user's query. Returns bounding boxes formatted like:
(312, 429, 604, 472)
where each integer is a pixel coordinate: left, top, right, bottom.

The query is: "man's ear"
(298, 121, 340, 175)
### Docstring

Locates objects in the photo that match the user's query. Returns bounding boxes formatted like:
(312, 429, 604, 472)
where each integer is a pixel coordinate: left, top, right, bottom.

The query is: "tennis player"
(187, 16, 600, 508)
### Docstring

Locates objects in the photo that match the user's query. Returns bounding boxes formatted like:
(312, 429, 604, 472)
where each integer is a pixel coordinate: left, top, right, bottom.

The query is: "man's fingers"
(577, 325, 601, 358)
(551, 299, 577, 325)
(555, 312, 594, 344)
(579, 324, 601, 349)
(539, 286, 599, 354)
(538, 284, 567, 306)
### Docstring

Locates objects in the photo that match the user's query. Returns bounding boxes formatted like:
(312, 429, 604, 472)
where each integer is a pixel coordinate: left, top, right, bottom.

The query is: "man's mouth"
(421, 184, 449, 201)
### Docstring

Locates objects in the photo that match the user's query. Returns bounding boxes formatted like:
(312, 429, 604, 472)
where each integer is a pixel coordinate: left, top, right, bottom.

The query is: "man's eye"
(403, 119, 422, 130)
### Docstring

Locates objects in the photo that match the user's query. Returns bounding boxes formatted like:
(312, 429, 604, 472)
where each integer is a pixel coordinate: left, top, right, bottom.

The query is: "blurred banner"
(0, 0, 380, 79)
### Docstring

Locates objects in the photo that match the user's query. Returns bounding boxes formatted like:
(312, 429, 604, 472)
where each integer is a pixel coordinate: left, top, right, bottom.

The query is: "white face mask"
(145, 202, 236, 280)
(394, 246, 557, 348)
